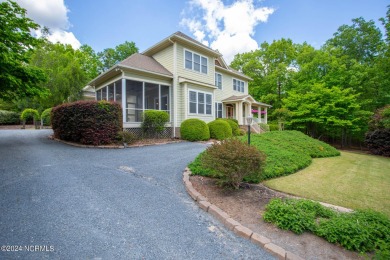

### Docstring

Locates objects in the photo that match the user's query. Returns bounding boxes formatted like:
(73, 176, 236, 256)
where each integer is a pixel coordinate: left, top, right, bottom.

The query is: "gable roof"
(143, 31, 221, 57)
(222, 95, 272, 107)
(119, 53, 172, 76)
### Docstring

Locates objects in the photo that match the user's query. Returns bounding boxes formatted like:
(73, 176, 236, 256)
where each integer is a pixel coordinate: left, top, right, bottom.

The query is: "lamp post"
(246, 116, 253, 145)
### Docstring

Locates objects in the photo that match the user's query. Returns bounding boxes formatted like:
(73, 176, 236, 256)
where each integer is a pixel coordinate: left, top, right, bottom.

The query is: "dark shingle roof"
(119, 53, 172, 77)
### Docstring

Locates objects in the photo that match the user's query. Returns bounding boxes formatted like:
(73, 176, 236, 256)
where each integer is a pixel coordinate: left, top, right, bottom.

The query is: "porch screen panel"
(108, 83, 114, 101)
(102, 87, 107, 100)
(160, 85, 169, 112)
(189, 91, 197, 113)
(145, 83, 159, 110)
(126, 80, 143, 122)
(96, 89, 102, 101)
(115, 80, 122, 102)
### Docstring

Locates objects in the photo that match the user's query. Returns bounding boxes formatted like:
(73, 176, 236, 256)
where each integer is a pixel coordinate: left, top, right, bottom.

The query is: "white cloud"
(181, 0, 274, 63)
(14, 0, 81, 49)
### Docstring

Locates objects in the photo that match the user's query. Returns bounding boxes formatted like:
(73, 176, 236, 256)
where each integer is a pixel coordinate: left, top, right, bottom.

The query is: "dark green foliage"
(189, 130, 340, 182)
(116, 131, 137, 145)
(0, 110, 20, 125)
(264, 198, 390, 257)
(200, 138, 266, 189)
(180, 119, 210, 141)
(51, 100, 122, 145)
(208, 120, 232, 140)
(263, 198, 335, 234)
(40, 108, 51, 126)
(20, 108, 39, 120)
(369, 105, 390, 130)
(365, 129, 390, 156)
(217, 118, 240, 136)
(141, 110, 169, 137)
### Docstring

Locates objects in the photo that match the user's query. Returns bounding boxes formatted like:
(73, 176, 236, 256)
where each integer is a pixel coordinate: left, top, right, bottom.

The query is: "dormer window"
(185, 50, 208, 74)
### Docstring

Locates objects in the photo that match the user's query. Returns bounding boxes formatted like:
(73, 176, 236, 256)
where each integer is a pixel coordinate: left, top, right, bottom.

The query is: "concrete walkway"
(0, 130, 274, 259)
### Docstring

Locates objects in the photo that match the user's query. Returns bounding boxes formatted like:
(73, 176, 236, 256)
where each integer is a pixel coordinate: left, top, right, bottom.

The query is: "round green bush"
(217, 118, 240, 136)
(208, 120, 232, 140)
(40, 108, 52, 126)
(180, 119, 210, 141)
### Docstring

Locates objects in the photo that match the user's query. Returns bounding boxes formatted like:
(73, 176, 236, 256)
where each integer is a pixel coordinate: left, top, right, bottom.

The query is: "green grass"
(265, 151, 390, 217)
(188, 130, 340, 182)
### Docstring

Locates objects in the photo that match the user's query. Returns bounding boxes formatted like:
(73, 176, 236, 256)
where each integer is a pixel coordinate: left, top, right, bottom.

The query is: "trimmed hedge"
(141, 110, 170, 137)
(365, 129, 390, 157)
(40, 108, 52, 126)
(21, 108, 39, 121)
(189, 130, 340, 182)
(208, 120, 232, 140)
(180, 119, 210, 141)
(52, 100, 122, 145)
(0, 110, 20, 125)
(217, 118, 240, 136)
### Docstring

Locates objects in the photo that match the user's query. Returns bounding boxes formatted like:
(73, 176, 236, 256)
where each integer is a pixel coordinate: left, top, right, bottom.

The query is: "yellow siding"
(123, 72, 172, 86)
(152, 45, 174, 73)
(214, 70, 249, 102)
(176, 44, 215, 85)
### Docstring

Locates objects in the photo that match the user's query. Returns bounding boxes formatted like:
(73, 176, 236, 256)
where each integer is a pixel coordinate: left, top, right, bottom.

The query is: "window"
(188, 90, 212, 115)
(215, 73, 222, 89)
(184, 50, 208, 74)
(215, 102, 222, 118)
(96, 79, 122, 102)
(125, 80, 170, 122)
(233, 79, 245, 93)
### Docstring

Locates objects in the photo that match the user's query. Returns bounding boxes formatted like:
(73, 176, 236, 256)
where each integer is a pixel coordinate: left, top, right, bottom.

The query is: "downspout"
(169, 37, 178, 138)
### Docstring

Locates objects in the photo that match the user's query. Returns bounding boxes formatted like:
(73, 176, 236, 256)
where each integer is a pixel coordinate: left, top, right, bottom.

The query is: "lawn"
(265, 151, 390, 217)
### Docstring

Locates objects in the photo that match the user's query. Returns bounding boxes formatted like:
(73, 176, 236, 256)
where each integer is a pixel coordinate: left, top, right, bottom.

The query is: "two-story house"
(88, 32, 271, 137)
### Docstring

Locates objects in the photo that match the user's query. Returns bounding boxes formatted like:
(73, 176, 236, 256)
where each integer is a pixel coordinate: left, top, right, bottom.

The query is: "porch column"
(258, 106, 261, 123)
(264, 107, 268, 124)
(236, 102, 241, 125)
(121, 78, 126, 124)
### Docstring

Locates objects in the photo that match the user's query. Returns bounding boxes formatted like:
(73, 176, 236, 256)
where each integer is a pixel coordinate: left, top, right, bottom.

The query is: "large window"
(185, 50, 208, 74)
(215, 102, 222, 118)
(233, 79, 245, 93)
(188, 90, 212, 115)
(215, 73, 222, 89)
(125, 79, 170, 122)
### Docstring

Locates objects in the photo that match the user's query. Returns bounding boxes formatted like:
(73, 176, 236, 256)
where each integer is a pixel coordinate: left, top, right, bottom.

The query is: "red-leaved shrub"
(51, 100, 122, 145)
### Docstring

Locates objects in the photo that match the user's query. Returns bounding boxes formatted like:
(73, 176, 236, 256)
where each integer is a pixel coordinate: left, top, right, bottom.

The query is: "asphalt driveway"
(0, 130, 273, 259)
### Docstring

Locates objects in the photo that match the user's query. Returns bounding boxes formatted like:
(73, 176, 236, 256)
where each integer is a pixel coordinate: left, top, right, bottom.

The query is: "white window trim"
(233, 78, 245, 93)
(188, 89, 213, 115)
(215, 73, 222, 90)
(184, 49, 208, 75)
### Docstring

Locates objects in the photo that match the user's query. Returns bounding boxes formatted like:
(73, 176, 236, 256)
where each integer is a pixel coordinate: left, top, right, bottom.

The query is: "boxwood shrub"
(180, 118, 210, 141)
(208, 120, 232, 140)
(217, 118, 240, 136)
(141, 110, 170, 138)
(51, 100, 122, 145)
(0, 110, 20, 125)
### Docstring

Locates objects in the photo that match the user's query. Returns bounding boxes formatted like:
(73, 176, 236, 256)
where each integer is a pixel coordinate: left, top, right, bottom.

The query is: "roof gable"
(119, 53, 172, 76)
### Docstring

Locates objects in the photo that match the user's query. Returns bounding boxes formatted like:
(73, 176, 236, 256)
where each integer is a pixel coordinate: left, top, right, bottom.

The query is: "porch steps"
(240, 124, 267, 134)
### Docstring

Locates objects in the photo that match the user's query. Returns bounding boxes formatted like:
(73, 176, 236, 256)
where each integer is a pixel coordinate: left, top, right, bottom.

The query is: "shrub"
(189, 130, 340, 182)
(40, 108, 52, 126)
(365, 129, 390, 157)
(116, 131, 137, 145)
(200, 138, 266, 189)
(51, 100, 122, 145)
(208, 120, 232, 140)
(180, 119, 210, 141)
(20, 108, 39, 121)
(217, 118, 240, 136)
(141, 110, 170, 138)
(264, 198, 390, 257)
(0, 110, 20, 125)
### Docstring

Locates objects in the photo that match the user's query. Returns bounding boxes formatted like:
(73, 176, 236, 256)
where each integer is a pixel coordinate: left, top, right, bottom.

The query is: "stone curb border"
(50, 136, 183, 149)
(183, 167, 305, 260)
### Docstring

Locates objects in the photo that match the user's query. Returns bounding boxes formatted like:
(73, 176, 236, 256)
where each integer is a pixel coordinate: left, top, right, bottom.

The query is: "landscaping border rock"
(182, 167, 305, 260)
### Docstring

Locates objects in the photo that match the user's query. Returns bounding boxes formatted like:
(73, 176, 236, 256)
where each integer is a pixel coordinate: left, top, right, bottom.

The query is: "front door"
(227, 106, 234, 119)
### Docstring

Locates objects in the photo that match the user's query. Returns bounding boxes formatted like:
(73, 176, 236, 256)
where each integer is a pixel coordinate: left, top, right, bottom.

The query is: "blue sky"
(12, 0, 389, 63)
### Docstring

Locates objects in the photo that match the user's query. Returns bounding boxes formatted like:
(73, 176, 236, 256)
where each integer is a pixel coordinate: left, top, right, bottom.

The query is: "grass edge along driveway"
(265, 151, 390, 217)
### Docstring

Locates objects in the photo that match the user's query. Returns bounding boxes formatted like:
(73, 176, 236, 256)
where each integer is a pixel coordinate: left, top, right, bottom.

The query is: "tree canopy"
(97, 41, 139, 72)
(0, 0, 46, 101)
